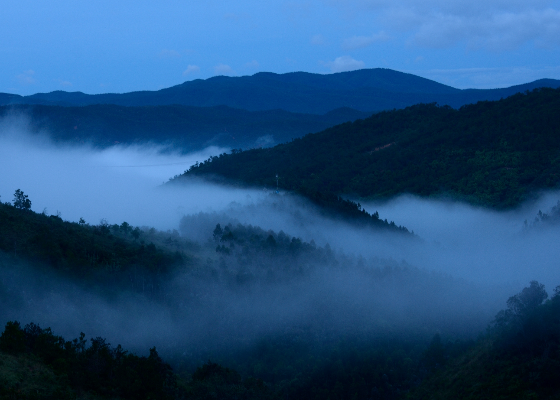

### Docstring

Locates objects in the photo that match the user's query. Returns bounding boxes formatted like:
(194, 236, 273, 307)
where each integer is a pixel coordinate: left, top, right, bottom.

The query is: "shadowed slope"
(1, 69, 559, 114)
(178, 88, 560, 209)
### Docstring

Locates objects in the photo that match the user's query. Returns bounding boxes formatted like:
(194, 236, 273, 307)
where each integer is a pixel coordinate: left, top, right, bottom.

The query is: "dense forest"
(2, 278, 558, 399)
(2, 76, 560, 399)
(179, 88, 560, 209)
(4, 194, 552, 399)
(412, 281, 560, 400)
(0, 104, 369, 150)
(0, 198, 184, 294)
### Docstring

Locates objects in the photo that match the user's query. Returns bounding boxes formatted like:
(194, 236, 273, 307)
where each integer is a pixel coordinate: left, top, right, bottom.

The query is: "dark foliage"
(0, 104, 370, 150)
(0, 202, 185, 293)
(206, 221, 338, 281)
(410, 282, 560, 399)
(0, 321, 177, 400)
(180, 88, 560, 209)
(5, 200, 555, 399)
(524, 199, 560, 229)
(12, 189, 31, 210)
(186, 362, 275, 400)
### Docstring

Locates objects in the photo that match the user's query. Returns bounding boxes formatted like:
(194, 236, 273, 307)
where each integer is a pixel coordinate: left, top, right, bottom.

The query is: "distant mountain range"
(0, 104, 369, 150)
(2, 69, 560, 114)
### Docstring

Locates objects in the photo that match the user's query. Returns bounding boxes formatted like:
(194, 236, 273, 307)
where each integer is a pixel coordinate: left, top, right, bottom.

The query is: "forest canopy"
(179, 88, 560, 209)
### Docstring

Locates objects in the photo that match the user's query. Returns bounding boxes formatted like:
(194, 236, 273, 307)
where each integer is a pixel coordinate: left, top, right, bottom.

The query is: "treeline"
(0, 322, 175, 400)
(2, 281, 558, 399)
(209, 221, 337, 281)
(0, 322, 274, 400)
(0, 200, 186, 293)
(4, 196, 559, 398)
(180, 88, 560, 209)
(524, 199, 560, 229)
(412, 281, 560, 399)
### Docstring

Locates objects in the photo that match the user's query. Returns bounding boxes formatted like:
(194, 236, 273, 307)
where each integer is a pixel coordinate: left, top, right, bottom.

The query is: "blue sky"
(2, 0, 560, 95)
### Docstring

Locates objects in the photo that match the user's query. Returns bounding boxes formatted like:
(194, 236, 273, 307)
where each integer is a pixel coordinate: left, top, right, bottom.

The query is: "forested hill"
(179, 87, 560, 209)
(0, 104, 369, 150)
(1, 69, 559, 114)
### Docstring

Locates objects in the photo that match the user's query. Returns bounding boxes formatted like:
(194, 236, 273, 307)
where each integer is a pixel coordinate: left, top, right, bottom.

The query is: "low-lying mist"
(2, 116, 560, 374)
(363, 195, 560, 288)
(0, 115, 258, 229)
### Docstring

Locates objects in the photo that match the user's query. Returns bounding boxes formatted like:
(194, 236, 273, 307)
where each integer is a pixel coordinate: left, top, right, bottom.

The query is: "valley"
(1, 69, 560, 399)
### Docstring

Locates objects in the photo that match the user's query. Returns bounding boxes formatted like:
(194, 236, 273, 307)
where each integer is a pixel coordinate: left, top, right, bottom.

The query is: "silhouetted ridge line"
(178, 87, 560, 209)
(0, 103, 371, 150)
(1, 68, 559, 114)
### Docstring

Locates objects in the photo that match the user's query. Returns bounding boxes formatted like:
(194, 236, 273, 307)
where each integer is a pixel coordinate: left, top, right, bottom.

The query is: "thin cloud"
(341, 32, 390, 50)
(326, 56, 365, 73)
(327, 0, 560, 51)
(16, 70, 36, 85)
(410, 9, 560, 50)
(158, 49, 181, 59)
(183, 65, 200, 76)
(245, 60, 259, 69)
(406, 65, 560, 89)
(311, 34, 326, 45)
(223, 12, 239, 21)
(55, 79, 72, 87)
(223, 12, 249, 21)
(214, 64, 234, 75)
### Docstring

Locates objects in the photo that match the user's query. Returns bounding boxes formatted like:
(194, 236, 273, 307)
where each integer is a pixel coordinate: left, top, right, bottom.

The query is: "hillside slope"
(179, 88, 560, 208)
(409, 282, 560, 400)
(0, 104, 369, 150)
(2, 69, 559, 114)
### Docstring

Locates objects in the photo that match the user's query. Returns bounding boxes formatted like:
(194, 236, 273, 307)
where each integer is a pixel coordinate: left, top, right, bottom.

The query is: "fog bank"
(0, 116, 265, 229)
(2, 116, 560, 290)
(2, 117, 560, 372)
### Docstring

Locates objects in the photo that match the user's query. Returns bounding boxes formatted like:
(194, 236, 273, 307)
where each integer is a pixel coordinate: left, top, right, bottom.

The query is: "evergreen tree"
(12, 189, 31, 210)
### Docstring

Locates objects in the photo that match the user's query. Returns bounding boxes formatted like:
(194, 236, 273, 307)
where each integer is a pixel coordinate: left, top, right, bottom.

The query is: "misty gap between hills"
(1, 115, 560, 364)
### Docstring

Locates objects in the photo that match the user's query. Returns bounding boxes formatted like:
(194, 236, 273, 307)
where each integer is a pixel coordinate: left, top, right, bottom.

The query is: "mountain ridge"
(178, 87, 560, 209)
(0, 103, 371, 150)
(2, 69, 559, 114)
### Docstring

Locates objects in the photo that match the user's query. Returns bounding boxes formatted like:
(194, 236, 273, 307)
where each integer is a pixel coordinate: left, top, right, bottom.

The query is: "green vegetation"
(0, 202, 486, 399)
(0, 321, 176, 400)
(3, 278, 558, 399)
(410, 282, 560, 400)
(525, 200, 560, 229)
(179, 88, 560, 209)
(2, 192, 559, 399)
(0, 200, 185, 292)
(3, 71, 560, 400)
(12, 190, 31, 210)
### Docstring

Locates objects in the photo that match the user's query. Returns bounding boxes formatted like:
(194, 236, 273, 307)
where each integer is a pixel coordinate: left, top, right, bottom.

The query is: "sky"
(1, 0, 560, 95)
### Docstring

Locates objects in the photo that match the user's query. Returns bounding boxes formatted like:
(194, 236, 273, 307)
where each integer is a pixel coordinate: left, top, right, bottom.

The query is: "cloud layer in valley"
(0, 116, 256, 230)
(2, 118, 560, 370)
(2, 115, 560, 289)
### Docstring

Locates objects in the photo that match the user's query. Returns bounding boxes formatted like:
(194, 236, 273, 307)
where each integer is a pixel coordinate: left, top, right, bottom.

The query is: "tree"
(120, 221, 131, 235)
(0, 321, 26, 354)
(213, 224, 223, 241)
(506, 280, 548, 317)
(12, 189, 31, 210)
